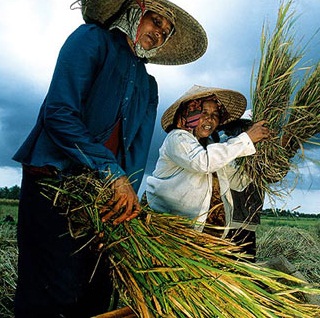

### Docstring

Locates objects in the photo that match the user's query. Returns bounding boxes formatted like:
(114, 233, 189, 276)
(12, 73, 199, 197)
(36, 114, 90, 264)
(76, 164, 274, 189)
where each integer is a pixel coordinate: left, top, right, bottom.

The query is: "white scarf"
(110, 7, 173, 60)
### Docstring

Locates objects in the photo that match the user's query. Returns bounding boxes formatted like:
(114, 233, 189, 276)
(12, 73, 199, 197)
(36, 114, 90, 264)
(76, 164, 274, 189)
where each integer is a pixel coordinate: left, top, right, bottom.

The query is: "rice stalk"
(238, 0, 320, 198)
(40, 172, 320, 318)
(0, 224, 18, 318)
(282, 62, 320, 155)
(257, 226, 320, 284)
(247, 0, 301, 188)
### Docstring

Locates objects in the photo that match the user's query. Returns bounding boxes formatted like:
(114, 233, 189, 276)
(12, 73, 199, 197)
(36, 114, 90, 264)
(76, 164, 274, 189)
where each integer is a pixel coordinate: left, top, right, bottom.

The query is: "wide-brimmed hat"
(74, 0, 208, 65)
(161, 85, 247, 132)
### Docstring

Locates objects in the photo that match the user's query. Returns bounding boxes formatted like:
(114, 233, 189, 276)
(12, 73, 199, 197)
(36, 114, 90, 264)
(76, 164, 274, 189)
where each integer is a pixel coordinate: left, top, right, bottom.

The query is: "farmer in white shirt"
(146, 85, 270, 242)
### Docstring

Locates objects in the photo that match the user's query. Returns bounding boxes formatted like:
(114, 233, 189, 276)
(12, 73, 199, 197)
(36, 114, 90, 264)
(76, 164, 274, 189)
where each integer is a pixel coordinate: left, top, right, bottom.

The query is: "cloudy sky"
(1, 0, 319, 213)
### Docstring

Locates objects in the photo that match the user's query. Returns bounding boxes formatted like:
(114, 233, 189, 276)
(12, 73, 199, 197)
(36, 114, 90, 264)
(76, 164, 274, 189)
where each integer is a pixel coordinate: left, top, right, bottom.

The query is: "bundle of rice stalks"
(282, 62, 320, 155)
(41, 171, 320, 318)
(238, 0, 320, 197)
(257, 226, 320, 284)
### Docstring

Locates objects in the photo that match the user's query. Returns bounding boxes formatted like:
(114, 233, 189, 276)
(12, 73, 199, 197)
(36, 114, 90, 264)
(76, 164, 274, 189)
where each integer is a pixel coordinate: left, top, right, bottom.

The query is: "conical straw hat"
(161, 85, 247, 132)
(74, 0, 208, 65)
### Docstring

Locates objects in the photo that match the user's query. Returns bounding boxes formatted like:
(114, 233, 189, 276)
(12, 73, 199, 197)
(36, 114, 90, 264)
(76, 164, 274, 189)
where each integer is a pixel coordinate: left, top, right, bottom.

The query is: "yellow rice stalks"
(41, 171, 320, 318)
(239, 0, 320, 197)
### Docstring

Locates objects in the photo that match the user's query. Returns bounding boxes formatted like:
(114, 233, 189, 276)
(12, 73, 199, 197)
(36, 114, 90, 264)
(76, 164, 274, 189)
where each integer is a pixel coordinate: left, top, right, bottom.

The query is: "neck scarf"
(110, 7, 174, 60)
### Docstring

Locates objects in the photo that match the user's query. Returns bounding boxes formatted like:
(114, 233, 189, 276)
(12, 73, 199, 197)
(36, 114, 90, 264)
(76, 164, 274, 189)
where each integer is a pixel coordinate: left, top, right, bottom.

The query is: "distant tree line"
(0, 186, 20, 200)
(262, 208, 320, 218)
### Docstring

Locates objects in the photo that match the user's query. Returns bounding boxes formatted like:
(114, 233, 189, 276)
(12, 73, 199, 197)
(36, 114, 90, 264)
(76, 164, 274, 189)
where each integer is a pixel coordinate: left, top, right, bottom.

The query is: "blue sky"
(1, 0, 320, 213)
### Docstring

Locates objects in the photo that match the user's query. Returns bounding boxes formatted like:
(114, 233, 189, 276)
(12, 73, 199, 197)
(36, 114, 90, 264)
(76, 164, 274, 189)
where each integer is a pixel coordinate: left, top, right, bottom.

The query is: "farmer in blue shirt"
(12, 0, 207, 317)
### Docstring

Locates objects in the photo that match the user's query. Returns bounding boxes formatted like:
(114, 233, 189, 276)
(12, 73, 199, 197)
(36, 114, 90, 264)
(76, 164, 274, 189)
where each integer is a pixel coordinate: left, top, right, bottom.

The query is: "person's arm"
(165, 130, 256, 174)
(44, 25, 125, 179)
(245, 120, 270, 144)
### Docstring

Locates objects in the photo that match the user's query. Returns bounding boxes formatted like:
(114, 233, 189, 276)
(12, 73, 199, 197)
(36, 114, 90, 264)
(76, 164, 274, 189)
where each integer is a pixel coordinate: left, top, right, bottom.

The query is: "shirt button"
(123, 117, 127, 121)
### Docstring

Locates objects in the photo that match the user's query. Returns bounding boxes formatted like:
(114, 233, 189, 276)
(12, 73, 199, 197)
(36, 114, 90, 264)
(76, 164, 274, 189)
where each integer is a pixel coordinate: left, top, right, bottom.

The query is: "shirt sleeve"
(165, 130, 256, 174)
(42, 25, 125, 179)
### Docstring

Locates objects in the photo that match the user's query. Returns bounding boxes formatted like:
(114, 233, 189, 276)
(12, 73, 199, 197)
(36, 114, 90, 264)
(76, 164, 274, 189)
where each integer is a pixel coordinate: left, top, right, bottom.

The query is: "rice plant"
(0, 224, 18, 318)
(283, 62, 320, 155)
(239, 0, 320, 198)
(257, 226, 320, 284)
(40, 171, 320, 318)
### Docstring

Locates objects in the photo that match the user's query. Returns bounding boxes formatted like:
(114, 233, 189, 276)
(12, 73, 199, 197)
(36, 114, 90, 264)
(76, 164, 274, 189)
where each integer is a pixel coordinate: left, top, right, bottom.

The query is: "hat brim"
(79, 0, 208, 65)
(161, 85, 247, 132)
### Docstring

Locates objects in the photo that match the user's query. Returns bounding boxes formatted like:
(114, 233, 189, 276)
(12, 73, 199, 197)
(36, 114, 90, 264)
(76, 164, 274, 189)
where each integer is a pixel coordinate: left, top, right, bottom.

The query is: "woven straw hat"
(161, 85, 247, 132)
(77, 0, 208, 65)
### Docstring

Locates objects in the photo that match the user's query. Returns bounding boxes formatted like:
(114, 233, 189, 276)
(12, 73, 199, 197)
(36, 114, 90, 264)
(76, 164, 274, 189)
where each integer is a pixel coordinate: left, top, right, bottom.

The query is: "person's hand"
(101, 176, 141, 225)
(246, 120, 271, 143)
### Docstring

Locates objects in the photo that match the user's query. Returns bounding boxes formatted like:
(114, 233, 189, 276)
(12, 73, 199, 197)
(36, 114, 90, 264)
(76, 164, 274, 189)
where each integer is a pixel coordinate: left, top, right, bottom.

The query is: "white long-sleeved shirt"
(146, 129, 256, 236)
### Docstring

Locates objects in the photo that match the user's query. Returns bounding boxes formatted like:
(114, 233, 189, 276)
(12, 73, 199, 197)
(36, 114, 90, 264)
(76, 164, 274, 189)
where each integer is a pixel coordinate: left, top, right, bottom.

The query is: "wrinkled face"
(194, 100, 220, 140)
(136, 11, 173, 50)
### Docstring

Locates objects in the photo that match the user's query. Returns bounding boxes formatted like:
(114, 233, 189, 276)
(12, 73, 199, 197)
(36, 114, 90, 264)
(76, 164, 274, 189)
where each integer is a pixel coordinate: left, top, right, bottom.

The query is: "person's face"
(194, 101, 220, 140)
(136, 11, 173, 50)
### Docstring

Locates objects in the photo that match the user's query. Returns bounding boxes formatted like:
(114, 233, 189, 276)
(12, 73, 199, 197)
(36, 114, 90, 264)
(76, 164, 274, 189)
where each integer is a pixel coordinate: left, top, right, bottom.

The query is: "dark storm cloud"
(0, 72, 42, 166)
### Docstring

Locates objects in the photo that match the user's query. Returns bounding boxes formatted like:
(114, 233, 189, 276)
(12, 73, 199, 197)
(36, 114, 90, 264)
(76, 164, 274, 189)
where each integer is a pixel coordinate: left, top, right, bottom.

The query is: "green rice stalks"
(282, 62, 320, 155)
(41, 172, 320, 318)
(251, 1, 299, 125)
(238, 0, 320, 198)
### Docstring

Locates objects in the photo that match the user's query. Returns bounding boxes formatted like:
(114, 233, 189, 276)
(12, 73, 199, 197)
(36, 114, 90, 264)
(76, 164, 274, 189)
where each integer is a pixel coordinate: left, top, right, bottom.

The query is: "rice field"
(0, 201, 18, 318)
(258, 216, 320, 235)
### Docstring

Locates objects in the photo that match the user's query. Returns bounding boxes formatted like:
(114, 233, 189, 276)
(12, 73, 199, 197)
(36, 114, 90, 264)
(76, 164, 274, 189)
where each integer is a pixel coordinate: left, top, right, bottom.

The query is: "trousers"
(14, 169, 117, 318)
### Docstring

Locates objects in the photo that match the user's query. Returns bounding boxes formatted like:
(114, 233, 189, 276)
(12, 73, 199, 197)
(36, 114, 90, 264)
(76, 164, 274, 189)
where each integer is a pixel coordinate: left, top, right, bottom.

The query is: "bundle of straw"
(257, 226, 320, 284)
(239, 0, 320, 197)
(282, 62, 320, 155)
(41, 171, 320, 318)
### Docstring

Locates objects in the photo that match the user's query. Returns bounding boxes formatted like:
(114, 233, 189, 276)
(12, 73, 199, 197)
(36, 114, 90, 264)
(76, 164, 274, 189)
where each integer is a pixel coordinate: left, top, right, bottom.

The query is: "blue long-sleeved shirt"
(13, 24, 158, 192)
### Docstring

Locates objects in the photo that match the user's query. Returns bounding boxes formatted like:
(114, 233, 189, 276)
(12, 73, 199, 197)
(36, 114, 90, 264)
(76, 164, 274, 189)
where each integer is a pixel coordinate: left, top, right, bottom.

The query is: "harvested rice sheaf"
(41, 171, 320, 318)
(239, 1, 320, 197)
(257, 226, 320, 284)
